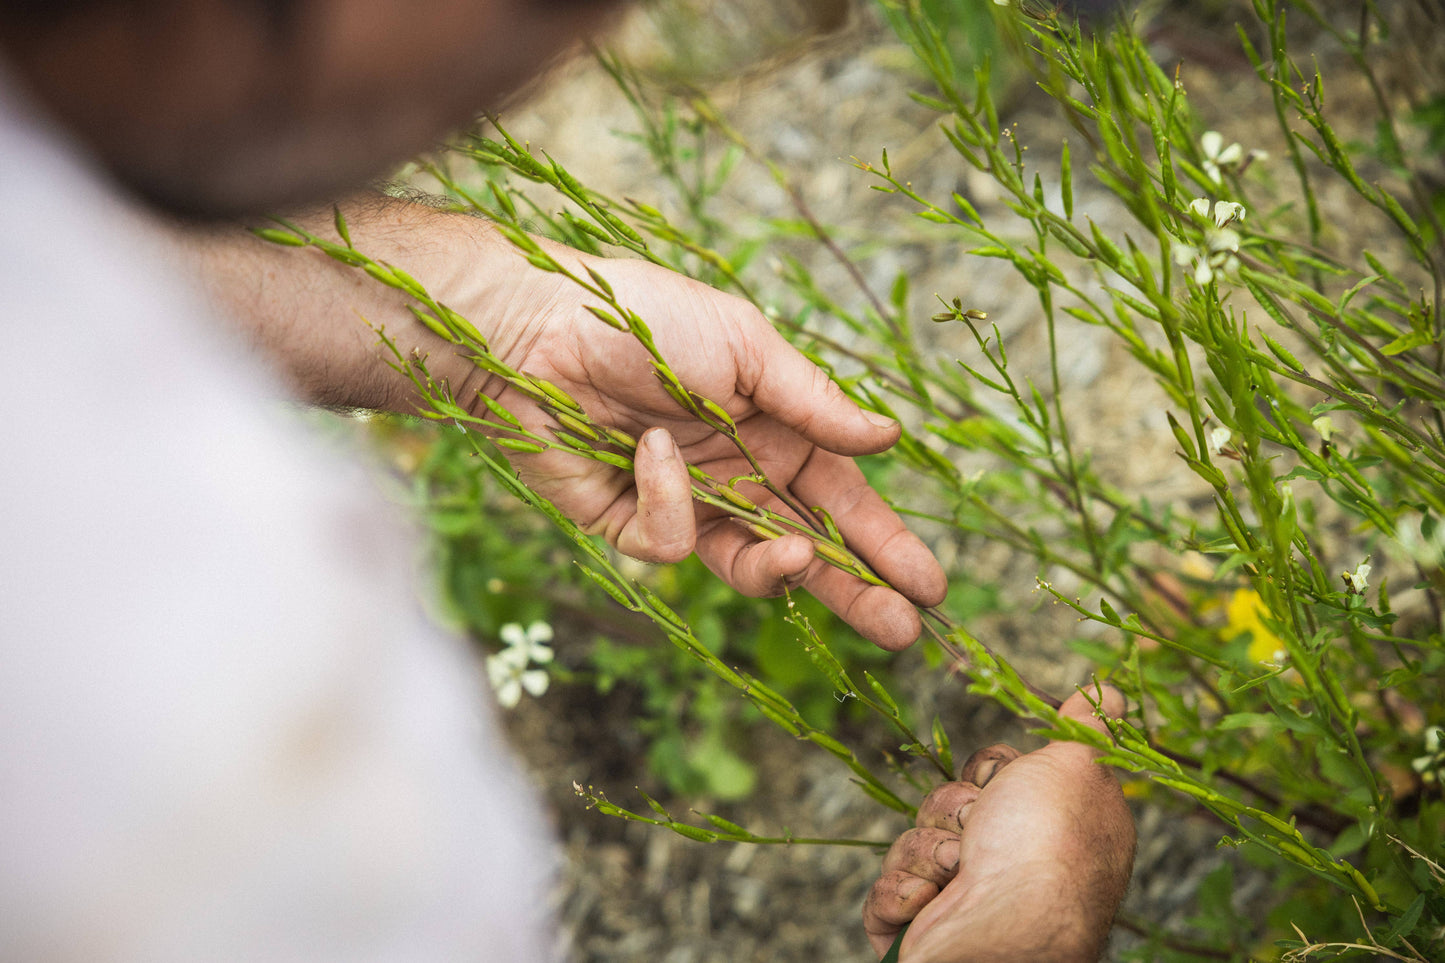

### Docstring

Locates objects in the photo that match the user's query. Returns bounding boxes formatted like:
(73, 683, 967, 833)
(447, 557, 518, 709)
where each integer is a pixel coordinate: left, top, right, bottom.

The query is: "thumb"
(738, 317, 900, 455)
(1056, 685, 1125, 739)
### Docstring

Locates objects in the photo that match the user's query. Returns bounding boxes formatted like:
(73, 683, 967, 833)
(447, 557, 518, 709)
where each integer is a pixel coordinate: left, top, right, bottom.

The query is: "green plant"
(261, 0, 1445, 956)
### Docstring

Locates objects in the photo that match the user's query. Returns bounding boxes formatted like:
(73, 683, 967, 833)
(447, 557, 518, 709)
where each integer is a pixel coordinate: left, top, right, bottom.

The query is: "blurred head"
(0, 0, 617, 216)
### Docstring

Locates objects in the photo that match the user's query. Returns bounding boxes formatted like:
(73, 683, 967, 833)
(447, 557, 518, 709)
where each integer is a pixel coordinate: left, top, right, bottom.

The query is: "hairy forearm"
(163, 194, 516, 413)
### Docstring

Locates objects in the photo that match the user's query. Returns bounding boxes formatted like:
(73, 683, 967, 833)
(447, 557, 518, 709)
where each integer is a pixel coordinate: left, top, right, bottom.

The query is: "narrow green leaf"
(252, 227, 308, 247)
(1060, 139, 1074, 221)
(332, 206, 352, 248)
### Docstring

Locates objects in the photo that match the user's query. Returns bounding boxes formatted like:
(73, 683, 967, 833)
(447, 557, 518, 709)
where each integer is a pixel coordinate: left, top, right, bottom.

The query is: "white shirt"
(0, 73, 555, 963)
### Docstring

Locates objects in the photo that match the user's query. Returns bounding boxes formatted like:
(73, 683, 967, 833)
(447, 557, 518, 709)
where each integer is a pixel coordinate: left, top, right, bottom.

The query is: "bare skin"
(177, 198, 948, 649)
(863, 689, 1136, 962)
(10, 0, 946, 647)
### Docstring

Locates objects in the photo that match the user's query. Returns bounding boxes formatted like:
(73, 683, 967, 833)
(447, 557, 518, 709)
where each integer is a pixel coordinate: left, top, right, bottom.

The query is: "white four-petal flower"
(500, 620, 555, 664)
(487, 620, 555, 708)
(1201, 130, 1244, 184)
(1179, 198, 1247, 285)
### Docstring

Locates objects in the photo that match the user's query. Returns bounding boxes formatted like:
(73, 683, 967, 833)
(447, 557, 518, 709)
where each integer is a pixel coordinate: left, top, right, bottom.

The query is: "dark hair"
(2, 0, 298, 28)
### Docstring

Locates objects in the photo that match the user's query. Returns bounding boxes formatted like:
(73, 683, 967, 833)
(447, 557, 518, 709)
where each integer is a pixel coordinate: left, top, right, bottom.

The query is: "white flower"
(1212, 200, 1246, 228)
(487, 620, 555, 708)
(1176, 199, 1245, 286)
(1411, 727, 1444, 784)
(1207, 426, 1233, 456)
(1343, 559, 1371, 594)
(1194, 257, 1216, 285)
(487, 647, 549, 708)
(1173, 239, 1239, 286)
(500, 620, 554, 665)
(1201, 130, 1243, 184)
(1311, 416, 1336, 442)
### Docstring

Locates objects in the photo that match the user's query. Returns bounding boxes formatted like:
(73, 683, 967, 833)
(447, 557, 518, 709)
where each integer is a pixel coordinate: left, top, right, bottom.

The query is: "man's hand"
(177, 198, 946, 650)
(471, 238, 946, 650)
(863, 689, 1136, 962)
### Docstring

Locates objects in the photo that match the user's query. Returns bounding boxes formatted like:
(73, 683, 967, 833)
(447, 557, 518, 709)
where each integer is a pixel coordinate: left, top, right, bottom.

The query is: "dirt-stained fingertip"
(958, 744, 1022, 787)
(852, 588, 922, 651)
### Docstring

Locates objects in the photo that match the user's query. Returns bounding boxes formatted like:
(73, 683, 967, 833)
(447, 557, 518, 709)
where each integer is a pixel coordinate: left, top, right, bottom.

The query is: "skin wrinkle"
(722, 533, 812, 598)
(865, 690, 1133, 961)
(763, 359, 843, 443)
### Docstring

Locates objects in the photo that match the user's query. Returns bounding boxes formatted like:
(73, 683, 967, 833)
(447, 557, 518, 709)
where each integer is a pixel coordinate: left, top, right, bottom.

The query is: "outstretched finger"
(1058, 684, 1126, 733)
(800, 564, 924, 651)
(734, 315, 903, 456)
(1038, 685, 1128, 773)
(694, 514, 924, 648)
(789, 449, 947, 609)
(694, 525, 817, 598)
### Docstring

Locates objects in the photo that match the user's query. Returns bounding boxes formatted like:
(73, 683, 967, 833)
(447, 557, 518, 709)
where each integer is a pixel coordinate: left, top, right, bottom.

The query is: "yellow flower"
(1226, 589, 1287, 664)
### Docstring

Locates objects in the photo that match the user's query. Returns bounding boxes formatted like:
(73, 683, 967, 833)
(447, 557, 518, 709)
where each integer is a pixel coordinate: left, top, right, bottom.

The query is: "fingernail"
(862, 410, 896, 430)
(971, 759, 1001, 788)
(898, 876, 927, 901)
(643, 428, 676, 462)
(934, 838, 960, 873)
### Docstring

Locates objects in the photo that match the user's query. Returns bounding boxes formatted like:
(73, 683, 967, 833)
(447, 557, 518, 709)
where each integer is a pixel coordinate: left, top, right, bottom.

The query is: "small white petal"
(1312, 416, 1336, 441)
(1210, 228, 1241, 253)
(1213, 200, 1245, 228)
(1189, 197, 1211, 218)
(485, 652, 521, 693)
(1207, 426, 1232, 455)
(1217, 142, 1243, 165)
(495, 678, 522, 709)
(521, 670, 550, 698)
(1194, 258, 1214, 285)
(1201, 130, 1223, 158)
(526, 620, 554, 645)
(1351, 562, 1372, 591)
(496, 646, 529, 669)
(499, 623, 526, 648)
